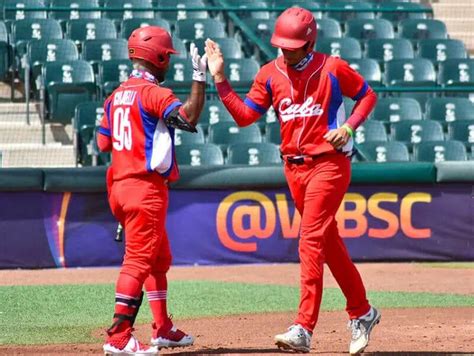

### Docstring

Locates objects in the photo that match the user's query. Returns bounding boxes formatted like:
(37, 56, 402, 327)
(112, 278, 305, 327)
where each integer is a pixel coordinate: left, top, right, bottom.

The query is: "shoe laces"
(287, 324, 307, 338)
(347, 319, 363, 340)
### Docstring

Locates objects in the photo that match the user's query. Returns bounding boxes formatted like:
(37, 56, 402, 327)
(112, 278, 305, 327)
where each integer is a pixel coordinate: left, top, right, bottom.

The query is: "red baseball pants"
(284, 153, 370, 332)
(109, 174, 172, 282)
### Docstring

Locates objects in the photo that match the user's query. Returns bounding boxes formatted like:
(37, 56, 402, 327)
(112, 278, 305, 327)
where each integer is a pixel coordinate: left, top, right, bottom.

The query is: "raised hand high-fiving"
(204, 38, 226, 82)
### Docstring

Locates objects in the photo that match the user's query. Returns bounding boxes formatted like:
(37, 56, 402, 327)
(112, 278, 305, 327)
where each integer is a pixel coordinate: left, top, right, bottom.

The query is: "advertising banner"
(0, 185, 472, 268)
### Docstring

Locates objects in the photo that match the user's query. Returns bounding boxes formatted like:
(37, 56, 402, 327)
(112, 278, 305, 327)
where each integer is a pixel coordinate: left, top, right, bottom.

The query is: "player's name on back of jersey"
(114, 90, 137, 106)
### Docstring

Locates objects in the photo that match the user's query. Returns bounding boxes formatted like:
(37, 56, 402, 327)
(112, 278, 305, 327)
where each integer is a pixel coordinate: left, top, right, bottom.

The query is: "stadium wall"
(0, 163, 472, 268)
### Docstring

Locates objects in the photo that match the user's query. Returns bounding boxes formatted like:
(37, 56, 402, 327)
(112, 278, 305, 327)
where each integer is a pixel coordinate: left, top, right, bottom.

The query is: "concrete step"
(0, 124, 73, 145)
(0, 102, 41, 125)
(441, 19, 474, 33)
(433, 4, 474, 18)
(0, 145, 75, 167)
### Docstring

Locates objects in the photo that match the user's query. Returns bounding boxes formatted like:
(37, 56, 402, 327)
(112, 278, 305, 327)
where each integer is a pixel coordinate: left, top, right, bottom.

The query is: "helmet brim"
(270, 34, 307, 51)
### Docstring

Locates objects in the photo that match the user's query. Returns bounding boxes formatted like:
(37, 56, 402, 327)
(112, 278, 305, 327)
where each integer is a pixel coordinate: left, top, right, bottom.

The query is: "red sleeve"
(97, 99, 112, 152)
(140, 85, 182, 120)
(336, 60, 377, 130)
(215, 67, 271, 127)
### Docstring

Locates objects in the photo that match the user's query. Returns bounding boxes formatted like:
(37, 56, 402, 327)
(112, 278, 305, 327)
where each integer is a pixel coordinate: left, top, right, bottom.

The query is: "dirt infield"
(0, 263, 473, 355)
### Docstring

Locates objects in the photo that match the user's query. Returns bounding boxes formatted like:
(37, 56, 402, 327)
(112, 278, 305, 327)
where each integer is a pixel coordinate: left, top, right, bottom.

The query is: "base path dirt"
(1, 308, 473, 355)
(0, 263, 473, 355)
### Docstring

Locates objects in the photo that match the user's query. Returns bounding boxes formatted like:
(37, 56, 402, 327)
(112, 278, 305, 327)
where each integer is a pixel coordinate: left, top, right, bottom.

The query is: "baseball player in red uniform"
(205, 7, 380, 355)
(97, 26, 207, 355)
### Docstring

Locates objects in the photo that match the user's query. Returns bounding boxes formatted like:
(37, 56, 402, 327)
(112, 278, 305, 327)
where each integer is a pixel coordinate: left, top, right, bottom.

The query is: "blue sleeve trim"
(98, 126, 111, 137)
(265, 78, 273, 99)
(162, 101, 182, 120)
(105, 100, 112, 129)
(352, 81, 368, 101)
(244, 97, 267, 115)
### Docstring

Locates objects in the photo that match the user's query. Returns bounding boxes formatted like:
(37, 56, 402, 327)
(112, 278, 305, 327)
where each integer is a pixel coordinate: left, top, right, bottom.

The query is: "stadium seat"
(345, 19, 394, 40)
(425, 97, 474, 124)
(357, 141, 410, 162)
(193, 38, 243, 59)
(448, 120, 474, 145)
(26, 39, 79, 92)
(92, 127, 111, 166)
(103, 0, 154, 21)
(379, 2, 429, 23)
(417, 39, 467, 63)
(175, 143, 224, 166)
(398, 19, 448, 41)
(156, 0, 208, 23)
(391, 120, 444, 145)
(12, 19, 63, 58)
(164, 57, 193, 88)
(365, 38, 415, 63)
(316, 18, 342, 39)
(73, 101, 104, 164)
(172, 36, 187, 59)
(200, 100, 235, 132)
(235, 18, 276, 57)
(224, 58, 260, 88)
(174, 126, 205, 146)
(354, 120, 388, 144)
(415, 141, 467, 162)
(316, 37, 362, 59)
(227, 143, 281, 166)
(328, 2, 375, 22)
(50, 0, 101, 21)
(384, 58, 436, 86)
(4, 0, 46, 21)
(0, 21, 11, 80)
(208, 122, 262, 150)
(268, 1, 324, 19)
(43, 60, 97, 124)
(82, 39, 129, 72)
(233, 2, 271, 20)
(438, 59, 474, 87)
(67, 19, 117, 46)
(120, 18, 171, 39)
(174, 19, 226, 44)
(348, 58, 382, 86)
(265, 121, 281, 145)
(372, 97, 422, 123)
(98, 59, 133, 97)
(398, 92, 434, 112)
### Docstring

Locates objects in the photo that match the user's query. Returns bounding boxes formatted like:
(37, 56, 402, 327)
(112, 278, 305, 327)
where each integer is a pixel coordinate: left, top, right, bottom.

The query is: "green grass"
(418, 262, 474, 269)
(0, 281, 472, 345)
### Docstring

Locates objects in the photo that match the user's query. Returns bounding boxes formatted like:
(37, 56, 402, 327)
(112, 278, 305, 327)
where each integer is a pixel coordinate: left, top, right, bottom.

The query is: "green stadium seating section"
(415, 141, 467, 162)
(175, 143, 224, 166)
(44, 60, 97, 124)
(227, 143, 281, 165)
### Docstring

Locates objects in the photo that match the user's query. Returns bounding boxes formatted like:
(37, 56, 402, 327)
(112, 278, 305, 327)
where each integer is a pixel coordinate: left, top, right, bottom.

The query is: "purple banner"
(0, 185, 472, 268)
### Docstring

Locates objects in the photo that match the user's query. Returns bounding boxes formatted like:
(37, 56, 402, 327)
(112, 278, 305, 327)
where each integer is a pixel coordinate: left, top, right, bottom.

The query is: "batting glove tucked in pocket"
(190, 42, 208, 82)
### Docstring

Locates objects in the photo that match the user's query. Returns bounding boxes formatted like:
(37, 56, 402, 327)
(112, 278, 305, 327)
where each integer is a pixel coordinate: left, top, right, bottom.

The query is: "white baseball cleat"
(103, 335, 158, 355)
(274, 324, 312, 353)
(348, 306, 381, 355)
(151, 325, 194, 349)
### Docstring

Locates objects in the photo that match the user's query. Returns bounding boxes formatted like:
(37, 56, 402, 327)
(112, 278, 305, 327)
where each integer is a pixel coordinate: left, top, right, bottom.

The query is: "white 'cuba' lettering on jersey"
(114, 90, 137, 106)
(279, 97, 324, 122)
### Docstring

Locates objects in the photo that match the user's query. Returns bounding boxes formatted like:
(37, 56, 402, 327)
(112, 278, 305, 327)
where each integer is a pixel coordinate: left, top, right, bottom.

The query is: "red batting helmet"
(128, 26, 178, 69)
(270, 7, 317, 51)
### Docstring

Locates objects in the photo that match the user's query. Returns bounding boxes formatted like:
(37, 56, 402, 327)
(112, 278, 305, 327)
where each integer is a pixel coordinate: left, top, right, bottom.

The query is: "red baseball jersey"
(99, 70, 181, 181)
(245, 52, 368, 156)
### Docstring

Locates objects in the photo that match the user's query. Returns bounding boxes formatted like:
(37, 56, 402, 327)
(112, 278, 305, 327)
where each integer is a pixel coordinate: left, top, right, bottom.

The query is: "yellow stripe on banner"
(58, 192, 72, 268)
